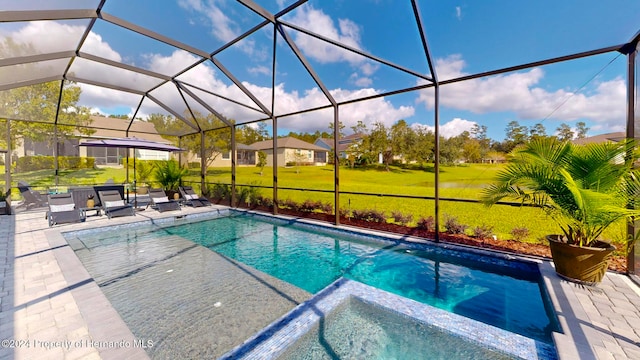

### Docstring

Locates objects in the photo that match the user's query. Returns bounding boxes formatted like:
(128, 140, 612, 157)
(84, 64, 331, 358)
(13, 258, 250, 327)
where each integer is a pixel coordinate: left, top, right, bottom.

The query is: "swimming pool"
(65, 211, 559, 358)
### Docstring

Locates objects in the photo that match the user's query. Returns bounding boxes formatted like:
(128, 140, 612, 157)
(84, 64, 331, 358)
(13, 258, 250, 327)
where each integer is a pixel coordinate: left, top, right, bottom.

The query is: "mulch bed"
(232, 205, 628, 273)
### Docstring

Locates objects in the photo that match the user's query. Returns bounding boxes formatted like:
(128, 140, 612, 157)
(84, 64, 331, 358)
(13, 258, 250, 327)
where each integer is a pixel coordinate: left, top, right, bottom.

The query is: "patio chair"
(17, 181, 48, 209)
(47, 193, 82, 227)
(98, 190, 135, 219)
(148, 188, 181, 212)
(179, 186, 211, 207)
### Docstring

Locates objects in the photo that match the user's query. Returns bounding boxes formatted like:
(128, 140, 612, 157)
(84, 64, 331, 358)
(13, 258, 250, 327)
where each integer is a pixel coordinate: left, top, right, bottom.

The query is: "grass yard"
(4, 163, 629, 245)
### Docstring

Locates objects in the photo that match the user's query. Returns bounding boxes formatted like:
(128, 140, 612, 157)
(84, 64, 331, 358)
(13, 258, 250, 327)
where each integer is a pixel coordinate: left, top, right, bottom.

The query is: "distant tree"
(328, 120, 345, 138)
(0, 81, 94, 149)
(367, 121, 393, 170)
(351, 120, 367, 135)
(237, 122, 268, 144)
(390, 120, 414, 164)
(462, 138, 482, 163)
(148, 111, 231, 168)
(504, 121, 529, 152)
(257, 150, 267, 175)
(470, 124, 490, 161)
(529, 123, 547, 140)
(440, 135, 464, 164)
(292, 151, 307, 174)
(556, 123, 574, 142)
(410, 126, 435, 168)
(576, 121, 589, 139)
(108, 114, 131, 119)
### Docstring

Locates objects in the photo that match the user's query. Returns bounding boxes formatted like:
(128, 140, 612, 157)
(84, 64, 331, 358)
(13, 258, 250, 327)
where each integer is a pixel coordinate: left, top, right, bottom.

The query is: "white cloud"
(248, 65, 270, 76)
(179, 0, 238, 43)
(6, 21, 121, 61)
(417, 54, 626, 131)
(414, 118, 476, 139)
(349, 73, 373, 87)
(455, 6, 462, 20)
(288, 5, 363, 64)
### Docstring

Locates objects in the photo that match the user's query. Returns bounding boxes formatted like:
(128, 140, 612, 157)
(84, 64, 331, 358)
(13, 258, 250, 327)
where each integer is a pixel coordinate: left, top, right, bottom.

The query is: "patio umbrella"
(78, 137, 184, 208)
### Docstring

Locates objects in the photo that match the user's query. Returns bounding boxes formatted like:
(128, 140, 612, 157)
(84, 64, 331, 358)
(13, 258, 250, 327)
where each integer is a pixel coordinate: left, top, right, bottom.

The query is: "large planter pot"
(547, 235, 615, 285)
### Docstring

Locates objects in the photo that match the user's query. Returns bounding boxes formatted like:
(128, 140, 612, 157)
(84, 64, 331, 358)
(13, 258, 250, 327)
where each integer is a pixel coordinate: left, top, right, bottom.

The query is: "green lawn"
(4, 163, 628, 245)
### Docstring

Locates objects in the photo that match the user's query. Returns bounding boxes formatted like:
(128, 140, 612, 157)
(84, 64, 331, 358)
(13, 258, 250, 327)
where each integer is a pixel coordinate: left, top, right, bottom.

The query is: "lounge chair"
(148, 188, 181, 212)
(98, 190, 135, 219)
(47, 193, 82, 227)
(17, 181, 48, 209)
(179, 186, 211, 207)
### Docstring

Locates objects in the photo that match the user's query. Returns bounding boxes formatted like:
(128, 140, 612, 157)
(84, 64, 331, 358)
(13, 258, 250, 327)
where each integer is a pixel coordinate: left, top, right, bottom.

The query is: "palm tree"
(481, 137, 640, 248)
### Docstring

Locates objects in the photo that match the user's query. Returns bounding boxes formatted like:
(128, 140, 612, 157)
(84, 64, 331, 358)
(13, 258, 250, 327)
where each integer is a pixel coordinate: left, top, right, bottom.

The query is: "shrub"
(319, 202, 333, 214)
(280, 198, 300, 211)
(352, 209, 386, 223)
(209, 183, 231, 201)
(444, 215, 468, 234)
(416, 216, 435, 231)
(338, 207, 351, 219)
(255, 195, 274, 208)
(236, 185, 260, 206)
(299, 199, 321, 213)
(473, 224, 494, 239)
(15, 155, 95, 171)
(391, 211, 413, 226)
(510, 227, 530, 242)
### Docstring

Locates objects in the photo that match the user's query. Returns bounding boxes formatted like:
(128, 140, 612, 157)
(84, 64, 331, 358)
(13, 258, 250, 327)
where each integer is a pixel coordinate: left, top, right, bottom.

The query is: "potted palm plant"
(481, 137, 640, 284)
(153, 159, 188, 199)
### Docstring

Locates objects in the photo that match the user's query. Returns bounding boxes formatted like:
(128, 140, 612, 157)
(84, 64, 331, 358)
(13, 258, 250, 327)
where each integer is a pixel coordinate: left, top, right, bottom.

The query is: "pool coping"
(39, 206, 630, 359)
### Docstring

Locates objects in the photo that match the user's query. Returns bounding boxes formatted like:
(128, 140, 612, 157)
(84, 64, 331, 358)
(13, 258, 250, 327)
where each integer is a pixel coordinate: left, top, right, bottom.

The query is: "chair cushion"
(50, 203, 75, 212)
(186, 194, 198, 200)
(154, 196, 170, 203)
(104, 200, 125, 208)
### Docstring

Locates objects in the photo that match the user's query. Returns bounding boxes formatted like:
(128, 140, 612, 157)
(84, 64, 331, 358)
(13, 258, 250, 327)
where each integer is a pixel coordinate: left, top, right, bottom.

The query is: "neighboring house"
(250, 137, 328, 167)
(18, 116, 171, 166)
(314, 133, 366, 159)
(315, 133, 383, 164)
(185, 143, 257, 167)
(572, 132, 626, 145)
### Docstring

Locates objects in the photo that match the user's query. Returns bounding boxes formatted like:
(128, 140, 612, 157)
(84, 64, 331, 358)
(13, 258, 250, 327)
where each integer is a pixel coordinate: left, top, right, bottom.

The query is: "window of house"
(222, 150, 231, 160)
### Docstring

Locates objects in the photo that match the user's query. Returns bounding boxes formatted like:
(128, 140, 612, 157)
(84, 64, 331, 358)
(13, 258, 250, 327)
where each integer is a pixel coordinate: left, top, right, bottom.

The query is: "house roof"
(572, 132, 626, 145)
(315, 138, 333, 148)
(315, 134, 365, 152)
(251, 137, 327, 151)
(78, 116, 168, 143)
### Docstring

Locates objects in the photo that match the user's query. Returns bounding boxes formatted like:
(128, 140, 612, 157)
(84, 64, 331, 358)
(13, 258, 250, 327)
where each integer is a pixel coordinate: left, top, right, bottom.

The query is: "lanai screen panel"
(0, 59, 67, 90)
(68, 58, 165, 94)
(100, 0, 266, 55)
(0, 82, 62, 123)
(418, 1, 637, 76)
(0, 0, 99, 11)
(0, 19, 90, 57)
(80, 20, 199, 78)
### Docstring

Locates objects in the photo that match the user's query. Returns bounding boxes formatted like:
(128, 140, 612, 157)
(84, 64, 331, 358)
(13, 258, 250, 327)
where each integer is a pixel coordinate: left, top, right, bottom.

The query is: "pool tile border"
(220, 278, 557, 360)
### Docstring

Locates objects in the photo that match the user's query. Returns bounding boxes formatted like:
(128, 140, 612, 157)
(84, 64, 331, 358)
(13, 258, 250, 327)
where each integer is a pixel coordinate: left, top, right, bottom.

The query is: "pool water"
(68, 213, 558, 345)
(278, 297, 517, 360)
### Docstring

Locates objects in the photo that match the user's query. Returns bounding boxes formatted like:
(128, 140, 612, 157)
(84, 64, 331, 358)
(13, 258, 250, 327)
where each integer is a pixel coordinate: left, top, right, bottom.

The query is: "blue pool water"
(72, 213, 558, 344)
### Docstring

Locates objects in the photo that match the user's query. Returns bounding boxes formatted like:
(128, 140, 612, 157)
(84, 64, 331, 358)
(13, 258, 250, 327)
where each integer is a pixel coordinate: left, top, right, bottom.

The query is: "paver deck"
(1, 204, 639, 359)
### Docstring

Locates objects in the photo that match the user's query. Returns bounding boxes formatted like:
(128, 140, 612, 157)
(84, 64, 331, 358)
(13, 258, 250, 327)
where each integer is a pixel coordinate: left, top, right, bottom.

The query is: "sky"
(1, 0, 640, 141)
